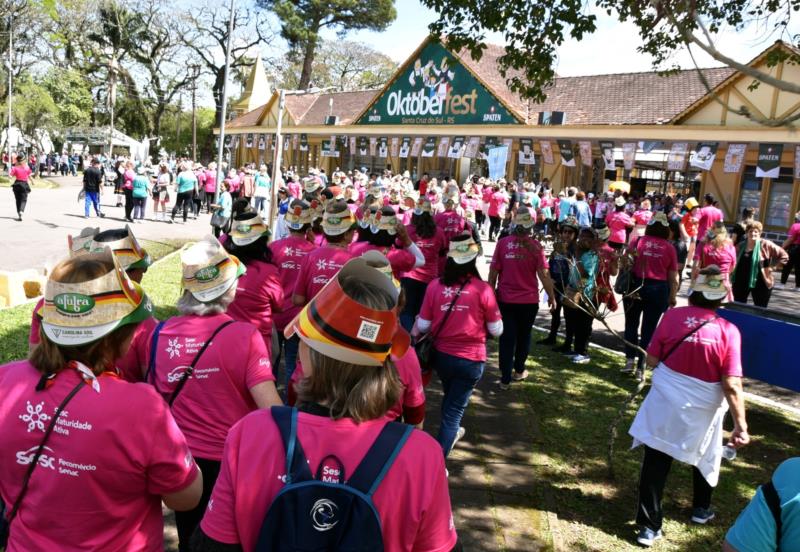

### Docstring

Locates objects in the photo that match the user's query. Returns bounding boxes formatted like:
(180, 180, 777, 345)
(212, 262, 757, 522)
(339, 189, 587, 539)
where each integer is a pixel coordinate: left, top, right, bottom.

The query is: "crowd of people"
(0, 161, 798, 550)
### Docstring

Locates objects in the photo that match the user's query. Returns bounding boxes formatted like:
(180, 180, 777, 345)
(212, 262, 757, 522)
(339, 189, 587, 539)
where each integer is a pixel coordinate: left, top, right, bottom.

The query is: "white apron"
(629, 363, 728, 486)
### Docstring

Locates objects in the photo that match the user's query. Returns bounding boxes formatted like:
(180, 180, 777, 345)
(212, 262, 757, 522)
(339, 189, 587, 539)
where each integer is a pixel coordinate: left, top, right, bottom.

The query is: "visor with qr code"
(284, 257, 409, 366)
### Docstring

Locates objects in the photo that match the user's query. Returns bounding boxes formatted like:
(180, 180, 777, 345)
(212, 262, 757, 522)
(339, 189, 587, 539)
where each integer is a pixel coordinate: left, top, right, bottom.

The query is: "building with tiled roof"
(219, 36, 800, 232)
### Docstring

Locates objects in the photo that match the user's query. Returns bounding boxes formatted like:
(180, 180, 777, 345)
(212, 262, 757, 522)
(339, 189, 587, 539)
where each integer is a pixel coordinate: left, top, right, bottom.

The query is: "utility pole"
(176, 90, 182, 157)
(190, 64, 200, 162)
(214, 0, 235, 206)
(6, 16, 12, 172)
(269, 89, 286, 235)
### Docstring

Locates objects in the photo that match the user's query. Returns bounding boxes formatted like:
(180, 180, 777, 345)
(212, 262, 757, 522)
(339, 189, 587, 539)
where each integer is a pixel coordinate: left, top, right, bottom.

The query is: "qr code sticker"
(357, 320, 382, 342)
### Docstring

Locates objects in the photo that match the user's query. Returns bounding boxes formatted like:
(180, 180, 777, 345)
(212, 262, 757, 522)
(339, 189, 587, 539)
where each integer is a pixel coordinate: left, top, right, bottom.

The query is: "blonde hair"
(30, 257, 139, 377)
(710, 222, 730, 249)
(296, 276, 402, 422)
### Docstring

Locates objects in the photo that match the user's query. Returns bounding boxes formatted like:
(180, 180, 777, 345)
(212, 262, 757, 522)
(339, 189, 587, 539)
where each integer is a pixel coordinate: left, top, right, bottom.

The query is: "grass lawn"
(0, 175, 59, 189)
(0, 239, 189, 364)
(517, 333, 799, 551)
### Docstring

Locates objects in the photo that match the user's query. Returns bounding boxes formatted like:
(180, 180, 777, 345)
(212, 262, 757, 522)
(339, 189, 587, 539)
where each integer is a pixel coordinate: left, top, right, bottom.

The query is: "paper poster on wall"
(558, 140, 575, 167)
(421, 136, 437, 157)
(378, 137, 388, 158)
(578, 141, 592, 167)
(622, 143, 636, 170)
(667, 142, 688, 171)
(690, 142, 718, 171)
(448, 136, 465, 159)
(539, 140, 554, 165)
(437, 136, 450, 158)
(488, 146, 509, 180)
(463, 137, 480, 159)
(723, 144, 747, 174)
(410, 137, 423, 157)
(369, 137, 377, 157)
(600, 141, 615, 171)
(795, 145, 800, 179)
(518, 139, 535, 165)
(756, 143, 783, 178)
(399, 137, 411, 158)
(390, 137, 399, 158)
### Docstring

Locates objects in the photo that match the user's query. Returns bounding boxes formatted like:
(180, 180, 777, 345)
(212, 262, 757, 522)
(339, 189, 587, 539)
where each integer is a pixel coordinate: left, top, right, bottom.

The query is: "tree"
(42, 68, 93, 127)
(278, 39, 397, 91)
(260, 0, 397, 90)
(421, 0, 800, 125)
(12, 75, 58, 150)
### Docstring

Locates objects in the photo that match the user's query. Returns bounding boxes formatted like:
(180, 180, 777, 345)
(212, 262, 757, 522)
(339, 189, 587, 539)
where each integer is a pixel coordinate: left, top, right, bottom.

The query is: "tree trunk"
(297, 37, 317, 90)
(212, 68, 226, 129)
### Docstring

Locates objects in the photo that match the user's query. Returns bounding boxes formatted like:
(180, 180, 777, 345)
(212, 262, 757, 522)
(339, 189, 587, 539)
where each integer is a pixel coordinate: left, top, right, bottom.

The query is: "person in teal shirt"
(724, 457, 800, 552)
(210, 181, 233, 238)
(171, 163, 198, 224)
(557, 226, 599, 364)
(253, 165, 271, 216)
(131, 167, 151, 222)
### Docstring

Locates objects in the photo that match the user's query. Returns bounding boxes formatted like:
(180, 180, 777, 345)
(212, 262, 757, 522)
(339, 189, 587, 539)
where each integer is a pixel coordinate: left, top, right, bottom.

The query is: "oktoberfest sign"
(356, 40, 518, 125)
(756, 143, 783, 178)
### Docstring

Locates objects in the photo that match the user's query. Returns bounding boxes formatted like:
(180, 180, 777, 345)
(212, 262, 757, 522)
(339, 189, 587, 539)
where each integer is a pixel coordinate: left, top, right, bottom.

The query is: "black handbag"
(414, 279, 468, 372)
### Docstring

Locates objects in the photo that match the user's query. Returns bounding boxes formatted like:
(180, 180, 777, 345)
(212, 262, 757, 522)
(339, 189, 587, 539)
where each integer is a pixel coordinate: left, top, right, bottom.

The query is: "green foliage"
(159, 107, 217, 160)
(12, 75, 58, 138)
(41, 68, 93, 127)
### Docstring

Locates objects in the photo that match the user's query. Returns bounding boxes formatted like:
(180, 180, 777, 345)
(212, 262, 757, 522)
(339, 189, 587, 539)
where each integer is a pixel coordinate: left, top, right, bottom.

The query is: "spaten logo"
(310, 499, 339, 532)
(54, 293, 95, 314)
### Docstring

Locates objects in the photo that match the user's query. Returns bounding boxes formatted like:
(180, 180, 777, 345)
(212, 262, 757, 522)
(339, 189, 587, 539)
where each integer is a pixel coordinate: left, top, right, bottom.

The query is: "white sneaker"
(572, 354, 590, 364)
(448, 427, 466, 454)
(511, 369, 529, 381)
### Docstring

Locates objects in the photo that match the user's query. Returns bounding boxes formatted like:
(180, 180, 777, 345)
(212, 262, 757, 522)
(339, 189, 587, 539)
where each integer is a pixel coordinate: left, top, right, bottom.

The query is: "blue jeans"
(623, 280, 670, 369)
(84, 191, 102, 217)
(275, 333, 300, 396)
(498, 302, 538, 383)
(433, 350, 484, 457)
(400, 277, 428, 332)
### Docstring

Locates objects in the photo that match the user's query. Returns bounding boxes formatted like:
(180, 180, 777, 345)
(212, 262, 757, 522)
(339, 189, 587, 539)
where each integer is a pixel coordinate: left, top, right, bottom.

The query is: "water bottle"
(722, 444, 737, 461)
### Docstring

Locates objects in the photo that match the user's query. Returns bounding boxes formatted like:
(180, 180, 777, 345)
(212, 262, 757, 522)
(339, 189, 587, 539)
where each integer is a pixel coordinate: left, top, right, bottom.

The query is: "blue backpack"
(257, 406, 413, 551)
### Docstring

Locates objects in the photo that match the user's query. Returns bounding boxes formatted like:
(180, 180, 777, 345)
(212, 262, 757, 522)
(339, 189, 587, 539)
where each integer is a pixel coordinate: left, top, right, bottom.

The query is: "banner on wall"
(437, 136, 450, 158)
(265, 134, 273, 152)
(410, 137, 423, 157)
(638, 141, 662, 154)
(723, 143, 747, 173)
(390, 137, 399, 158)
(283, 135, 290, 151)
(518, 138, 535, 165)
(539, 140, 554, 165)
(622, 142, 636, 170)
(502, 138, 513, 164)
(463, 137, 480, 159)
(690, 142, 718, 171)
(378, 137, 388, 158)
(795, 145, 800, 179)
(447, 136, 464, 158)
(245, 134, 254, 148)
(257, 135, 265, 150)
(558, 140, 575, 167)
(667, 142, 688, 171)
(399, 137, 411, 158)
(480, 137, 498, 160)
(349, 136, 356, 155)
(357, 137, 368, 156)
(756, 143, 783, 178)
(369, 137, 377, 157)
(421, 136, 437, 157)
(600, 141, 615, 171)
(292, 134, 299, 150)
(320, 139, 339, 157)
(578, 141, 592, 167)
(299, 134, 308, 151)
(488, 146, 509, 180)
(224, 135, 232, 148)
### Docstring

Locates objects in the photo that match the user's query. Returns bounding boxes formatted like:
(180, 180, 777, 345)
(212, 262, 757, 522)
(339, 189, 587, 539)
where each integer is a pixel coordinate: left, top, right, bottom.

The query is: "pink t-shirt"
(632, 210, 653, 226)
(0, 361, 197, 552)
(200, 409, 457, 552)
(403, 226, 447, 283)
(123, 169, 135, 190)
(294, 246, 354, 303)
(418, 278, 502, 361)
(288, 181, 302, 198)
(632, 236, 678, 280)
(697, 205, 724, 240)
(9, 164, 32, 182)
(699, 242, 737, 275)
(488, 191, 508, 217)
(787, 222, 800, 245)
(490, 236, 548, 303)
(270, 235, 316, 330)
(349, 242, 415, 278)
(647, 306, 742, 383)
(386, 347, 426, 421)
(204, 170, 217, 193)
(399, 209, 413, 226)
(606, 211, 633, 244)
(226, 260, 284, 358)
(434, 210, 466, 240)
(145, 313, 274, 460)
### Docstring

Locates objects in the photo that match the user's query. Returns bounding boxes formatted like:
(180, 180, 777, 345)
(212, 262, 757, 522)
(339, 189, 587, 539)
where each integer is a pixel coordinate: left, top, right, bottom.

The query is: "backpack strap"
(761, 479, 783, 549)
(271, 406, 313, 484)
(145, 320, 166, 384)
(347, 422, 413, 497)
(168, 320, 235, 407)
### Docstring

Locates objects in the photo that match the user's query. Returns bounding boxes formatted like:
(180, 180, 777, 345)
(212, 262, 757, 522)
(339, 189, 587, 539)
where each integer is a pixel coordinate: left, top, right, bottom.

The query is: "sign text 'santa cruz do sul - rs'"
(357, 41, 518, 126)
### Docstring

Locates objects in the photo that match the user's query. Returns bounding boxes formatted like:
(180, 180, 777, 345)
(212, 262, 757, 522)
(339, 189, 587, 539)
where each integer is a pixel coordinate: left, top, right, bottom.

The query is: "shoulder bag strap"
(660, 316, 719, 365)
(145, 320, 166, 384)
(168, 320, 236, 407)
(761, 479, 783, 550)
(7, 379, 85, 523)
(347, 422, 413, 496)
(431, 278, 469, 340)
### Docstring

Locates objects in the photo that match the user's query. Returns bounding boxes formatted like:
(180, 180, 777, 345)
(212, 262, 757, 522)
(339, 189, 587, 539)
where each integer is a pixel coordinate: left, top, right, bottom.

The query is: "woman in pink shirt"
(416, 235, 503, 457)
(606, 196, 634, 249)
(779, 210, 800, 290)
(1, 252, 202, 551)
(400, 198, 448, 331)
(487, 185, 509, 241)
(9, 154, 32, 221)
(489, 207, 556, 388)
(350, 206, 424, 279)
(224, 168, 241, 200)
(203, 163, 217, 213)
(224, 212, 284, 363)
(195, 259, 458, 552)
(692, 221, 736, 300)
(629, 198, 653, 245)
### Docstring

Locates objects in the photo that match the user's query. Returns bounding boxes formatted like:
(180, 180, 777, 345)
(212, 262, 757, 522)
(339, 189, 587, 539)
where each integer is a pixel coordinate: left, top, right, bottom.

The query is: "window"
(739, 166, 762, 217)
(765, 167, 795, 228)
